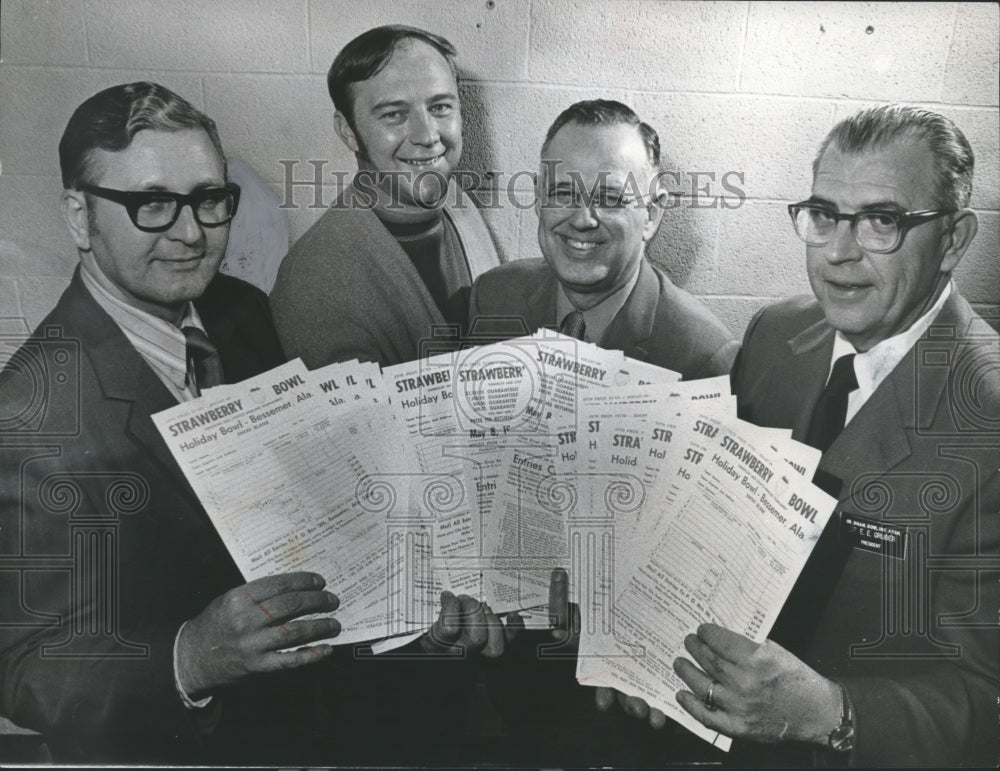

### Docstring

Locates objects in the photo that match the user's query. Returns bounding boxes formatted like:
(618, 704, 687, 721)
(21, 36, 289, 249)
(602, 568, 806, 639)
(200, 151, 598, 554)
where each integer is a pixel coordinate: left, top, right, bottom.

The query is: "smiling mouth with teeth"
(400, 155, 443, 168)
(563, 237, 599, 250)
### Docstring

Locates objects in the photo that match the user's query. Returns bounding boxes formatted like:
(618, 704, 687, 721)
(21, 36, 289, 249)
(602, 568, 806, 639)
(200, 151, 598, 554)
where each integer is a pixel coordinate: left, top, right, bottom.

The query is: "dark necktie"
(804, 354, 858, 453)
(772, 354, 859, 655)
(559, 310, 587, 341)
(183, 326, 225, 396)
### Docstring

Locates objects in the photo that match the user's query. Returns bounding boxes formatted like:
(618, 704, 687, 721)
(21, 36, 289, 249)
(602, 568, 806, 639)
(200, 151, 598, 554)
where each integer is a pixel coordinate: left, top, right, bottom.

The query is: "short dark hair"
(815, 104, 975, 209)
(327, 25, 458, 129)
(541, 99, 660, 169)
(59, 81, 225, 190)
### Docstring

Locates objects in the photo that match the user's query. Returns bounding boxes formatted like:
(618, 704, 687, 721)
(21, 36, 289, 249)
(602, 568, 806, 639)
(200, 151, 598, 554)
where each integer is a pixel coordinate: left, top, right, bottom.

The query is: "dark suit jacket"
(469, 258, 739, 379)
(732, 291, 1000, 767)
(0, 269, 327, 764)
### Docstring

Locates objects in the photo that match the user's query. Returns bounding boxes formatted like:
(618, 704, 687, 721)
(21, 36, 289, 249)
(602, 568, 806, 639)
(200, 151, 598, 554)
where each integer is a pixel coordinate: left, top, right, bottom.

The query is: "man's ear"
(642, 186, 668, 242)
(939, 208, 978, 274)
(534, 162, 547, 217)
(334, 111, 360, 154)
(62, 189, 92, 252)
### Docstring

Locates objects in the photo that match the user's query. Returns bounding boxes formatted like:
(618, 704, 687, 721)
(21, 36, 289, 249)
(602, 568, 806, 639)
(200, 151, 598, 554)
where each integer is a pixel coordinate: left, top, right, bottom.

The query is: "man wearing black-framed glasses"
(77, 183, 241, 233)
(0, 82, 343, 763)
(611, 105, 998, 768)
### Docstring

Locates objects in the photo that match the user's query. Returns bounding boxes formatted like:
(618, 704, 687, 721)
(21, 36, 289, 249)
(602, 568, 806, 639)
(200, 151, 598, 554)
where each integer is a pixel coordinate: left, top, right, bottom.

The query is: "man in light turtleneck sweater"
(270, 25, 502, 369)
(268, 25, 510, 762)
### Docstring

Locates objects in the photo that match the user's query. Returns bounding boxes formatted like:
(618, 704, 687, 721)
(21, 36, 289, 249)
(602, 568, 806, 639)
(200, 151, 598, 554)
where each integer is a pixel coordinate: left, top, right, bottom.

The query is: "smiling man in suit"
(615, 104, 998, 768)
(0, 82, 342, 764)
(469, 99, 739, 767)
(470, 99, 737, 380)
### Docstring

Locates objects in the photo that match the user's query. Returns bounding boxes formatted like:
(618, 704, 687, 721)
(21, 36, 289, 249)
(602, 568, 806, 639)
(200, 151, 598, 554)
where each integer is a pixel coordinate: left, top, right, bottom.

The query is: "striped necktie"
(559, 310, 587, 341)
(182, 326, 225, 396)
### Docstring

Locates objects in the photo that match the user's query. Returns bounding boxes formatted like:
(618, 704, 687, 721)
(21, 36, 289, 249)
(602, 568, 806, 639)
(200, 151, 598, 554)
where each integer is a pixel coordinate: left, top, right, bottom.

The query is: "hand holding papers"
(153, 358, 425, 646)
(418, 590, 514, 658)
(672, 622, 844, 747)
(570, 398, 832, 749)
(154, 332, 839, 750)
(176, 571, 340, 697)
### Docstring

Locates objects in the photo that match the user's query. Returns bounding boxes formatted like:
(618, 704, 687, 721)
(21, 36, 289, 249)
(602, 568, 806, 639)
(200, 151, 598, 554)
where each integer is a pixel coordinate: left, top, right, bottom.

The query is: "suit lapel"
(817, 292, 973, 507)
(767, 294, 974, 652)
(603, 260, 657, 360)
(125, 367, 193, 490)
(906, 290, 971, 432)
(820, 373, 913, 507)
(529, 268, 560, 331)
(61, 272, 199, 498)
(779, 318, 836, 441)
(444, 182, 499, 278)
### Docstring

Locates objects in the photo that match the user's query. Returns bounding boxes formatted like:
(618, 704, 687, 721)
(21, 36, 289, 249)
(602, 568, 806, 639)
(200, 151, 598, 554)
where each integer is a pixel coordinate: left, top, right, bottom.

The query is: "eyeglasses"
(80, 184, 241, 232)
(788, 202, 954, 254)
(541, 187, 652, 214)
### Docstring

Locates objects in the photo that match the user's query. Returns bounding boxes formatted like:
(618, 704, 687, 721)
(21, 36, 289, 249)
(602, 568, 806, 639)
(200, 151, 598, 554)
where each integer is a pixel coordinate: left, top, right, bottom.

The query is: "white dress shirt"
(829, 281, 953, 426)
(80, 262, 210, 403)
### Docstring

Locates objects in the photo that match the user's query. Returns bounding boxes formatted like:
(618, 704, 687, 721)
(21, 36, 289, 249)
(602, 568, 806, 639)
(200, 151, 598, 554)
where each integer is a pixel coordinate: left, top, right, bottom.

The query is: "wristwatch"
(827, 680, 855, 752)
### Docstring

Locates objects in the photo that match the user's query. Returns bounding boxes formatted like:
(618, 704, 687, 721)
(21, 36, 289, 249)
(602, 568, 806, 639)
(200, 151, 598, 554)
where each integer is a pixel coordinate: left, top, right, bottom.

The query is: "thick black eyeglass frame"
(787, 202, 955, 254)
(79, 183, 241, 233)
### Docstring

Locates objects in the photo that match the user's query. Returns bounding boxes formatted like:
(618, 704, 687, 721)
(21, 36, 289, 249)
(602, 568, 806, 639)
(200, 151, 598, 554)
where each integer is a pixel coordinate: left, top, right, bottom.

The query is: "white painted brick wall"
(528, 1, 747, 92)
(204, 73, 337, 184)
(308, 0, 532, 80)
(0, 0, 88, 66)
(741, 3, 956, 101)
(461, 83, 634, 180)
(1, 0, 996, 336)
(86, 0, 311, 73)
(942, 3, 1000, 104)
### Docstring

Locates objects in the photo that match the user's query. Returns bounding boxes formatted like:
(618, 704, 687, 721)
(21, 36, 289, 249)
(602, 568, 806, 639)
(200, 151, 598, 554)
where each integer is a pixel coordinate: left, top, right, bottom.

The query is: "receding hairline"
(811, 105, 975, 210)
(540, 120, 657, 174)
(815, 124, 930, 168)
(82, 126, 226, 187)
(812, 133, 942, 204)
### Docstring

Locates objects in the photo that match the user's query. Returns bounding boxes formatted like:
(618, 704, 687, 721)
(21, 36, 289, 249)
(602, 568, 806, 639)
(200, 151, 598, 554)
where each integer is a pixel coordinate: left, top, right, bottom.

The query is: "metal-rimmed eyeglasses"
(788, 202, 955, 254)
(80, 183, 241, 233)
(540, 186, 653, 214)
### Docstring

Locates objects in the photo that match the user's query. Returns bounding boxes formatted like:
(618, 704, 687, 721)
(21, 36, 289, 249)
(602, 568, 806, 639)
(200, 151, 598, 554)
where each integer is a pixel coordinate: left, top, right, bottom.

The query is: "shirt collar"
(829, 280, 953, 397)
(556, 261, 642, 345)
(79, 261, 206, 400)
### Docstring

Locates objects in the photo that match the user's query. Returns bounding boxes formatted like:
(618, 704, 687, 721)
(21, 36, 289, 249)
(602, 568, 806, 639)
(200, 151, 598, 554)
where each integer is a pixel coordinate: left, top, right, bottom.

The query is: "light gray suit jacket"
(733, 291, 1000, 767)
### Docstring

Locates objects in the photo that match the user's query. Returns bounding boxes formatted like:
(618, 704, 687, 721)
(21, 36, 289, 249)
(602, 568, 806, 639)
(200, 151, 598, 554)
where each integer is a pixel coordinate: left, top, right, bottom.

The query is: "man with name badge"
(617, 104, 999, 768)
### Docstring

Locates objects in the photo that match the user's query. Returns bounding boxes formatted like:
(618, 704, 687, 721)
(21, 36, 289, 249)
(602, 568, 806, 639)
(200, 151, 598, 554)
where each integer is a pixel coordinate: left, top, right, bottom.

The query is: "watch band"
(827, 680, 855, 752)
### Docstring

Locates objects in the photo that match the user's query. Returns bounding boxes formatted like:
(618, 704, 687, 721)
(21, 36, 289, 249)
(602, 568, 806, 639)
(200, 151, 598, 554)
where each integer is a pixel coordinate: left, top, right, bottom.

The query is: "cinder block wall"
(1, 0, 997, 335)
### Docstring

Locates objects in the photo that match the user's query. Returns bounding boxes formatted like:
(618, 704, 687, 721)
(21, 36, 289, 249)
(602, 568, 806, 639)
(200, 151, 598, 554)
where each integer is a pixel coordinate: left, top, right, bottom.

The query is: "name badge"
(840, 513, 907, 560)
